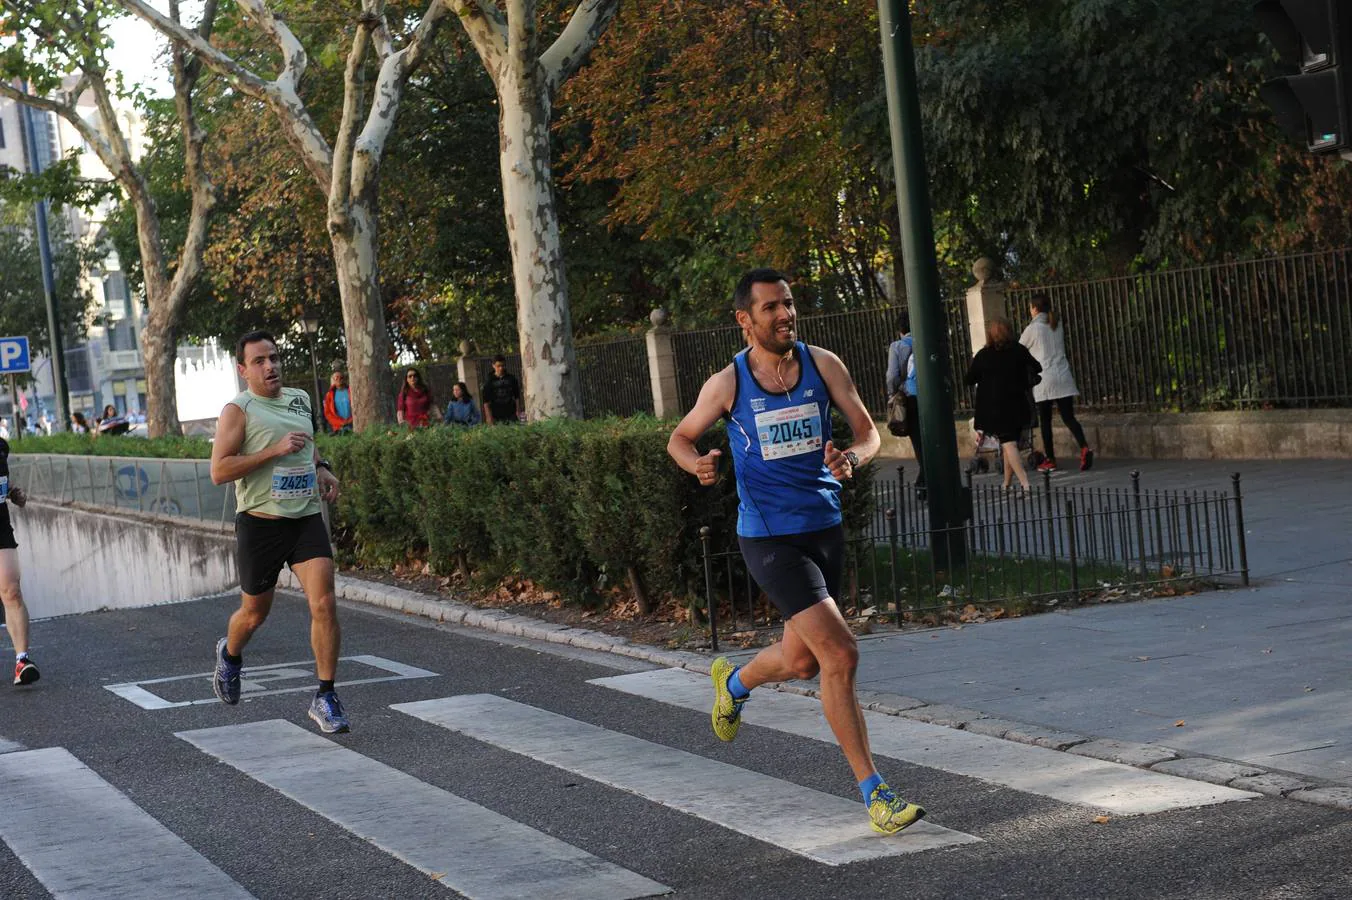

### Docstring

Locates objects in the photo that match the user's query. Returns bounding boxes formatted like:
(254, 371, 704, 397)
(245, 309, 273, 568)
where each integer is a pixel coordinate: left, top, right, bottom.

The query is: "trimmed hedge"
(322, 414, 874, 608)
(10, 433, 213, 458)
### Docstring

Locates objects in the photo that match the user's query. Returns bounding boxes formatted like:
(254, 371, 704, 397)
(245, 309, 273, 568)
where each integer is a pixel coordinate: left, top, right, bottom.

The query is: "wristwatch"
(843, 450, 860, 476)
(315, 459, 333, 473)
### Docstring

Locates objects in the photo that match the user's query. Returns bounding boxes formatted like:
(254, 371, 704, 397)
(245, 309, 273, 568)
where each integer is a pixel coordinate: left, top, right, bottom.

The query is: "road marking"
(0, 737, 22, 754)
(393, 694, 979, 865)
(105, 653, 438, 709)
(0, 747, 253, 899)
(590, 669, 1258, 815)
(177, 719, 669, 900)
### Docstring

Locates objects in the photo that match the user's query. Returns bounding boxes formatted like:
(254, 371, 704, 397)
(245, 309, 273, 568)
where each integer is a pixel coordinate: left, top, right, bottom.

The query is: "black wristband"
(315, 459, 332, 472)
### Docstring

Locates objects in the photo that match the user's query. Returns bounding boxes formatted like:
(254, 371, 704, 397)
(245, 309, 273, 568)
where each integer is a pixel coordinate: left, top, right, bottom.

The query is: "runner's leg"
(226, 590, 273, 657)
(0, 549, 28, 655)
(291, 556, 338, 682)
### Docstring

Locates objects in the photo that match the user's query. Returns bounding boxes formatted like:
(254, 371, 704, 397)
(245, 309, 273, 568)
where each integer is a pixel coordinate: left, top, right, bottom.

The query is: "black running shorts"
(235, 512, 332, 596)
(0, 503, 16, 550)
(738, 524, 846, 620)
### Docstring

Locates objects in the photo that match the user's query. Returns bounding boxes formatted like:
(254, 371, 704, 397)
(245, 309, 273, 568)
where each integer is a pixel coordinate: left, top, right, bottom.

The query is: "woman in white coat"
(1020, 294, 1094, 472)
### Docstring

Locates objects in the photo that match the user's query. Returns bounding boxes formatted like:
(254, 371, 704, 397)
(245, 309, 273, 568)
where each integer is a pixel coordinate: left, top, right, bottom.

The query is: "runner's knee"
(816, 634, 859, 675)
(308, 591, 337, 620)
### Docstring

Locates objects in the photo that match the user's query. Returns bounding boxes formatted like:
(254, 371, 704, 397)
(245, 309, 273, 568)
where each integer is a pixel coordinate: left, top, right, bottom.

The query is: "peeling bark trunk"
(330, 202, 394, 430)
(141, 311, 181, 437)
(499, 74, 581, 420)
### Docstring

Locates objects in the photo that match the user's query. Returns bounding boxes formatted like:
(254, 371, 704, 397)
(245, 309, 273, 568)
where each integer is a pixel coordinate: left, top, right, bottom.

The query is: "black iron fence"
(577, 335, 653, 418)
(1008, 248, 1352, 412)
(697, 469, 1248, 651)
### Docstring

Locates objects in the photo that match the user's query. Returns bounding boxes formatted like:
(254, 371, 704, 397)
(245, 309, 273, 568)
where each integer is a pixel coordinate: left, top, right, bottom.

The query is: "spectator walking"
(396, 368, 435, 428)
(885, 312, 923, 489)
(965, 316, 1041, 494)
(482, 355, 523, 425)
(443, 382, 481, 426)
(1020, 293, 1094, 473)
(323, 371, 353, 434)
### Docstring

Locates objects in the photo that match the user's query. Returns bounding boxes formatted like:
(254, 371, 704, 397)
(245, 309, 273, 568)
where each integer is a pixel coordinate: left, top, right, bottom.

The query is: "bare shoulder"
(807, 345, 849, 378)
(700, 364, 736, 407)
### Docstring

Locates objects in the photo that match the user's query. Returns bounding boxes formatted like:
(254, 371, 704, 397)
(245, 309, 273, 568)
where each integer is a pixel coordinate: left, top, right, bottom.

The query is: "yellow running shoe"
(709, 657, 746, 742)
(867, 783, 926, 834)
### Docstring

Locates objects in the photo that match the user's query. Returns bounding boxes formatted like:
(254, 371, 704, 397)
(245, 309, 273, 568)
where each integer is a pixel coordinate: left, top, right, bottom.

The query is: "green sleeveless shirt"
(231, 387, 321, 518)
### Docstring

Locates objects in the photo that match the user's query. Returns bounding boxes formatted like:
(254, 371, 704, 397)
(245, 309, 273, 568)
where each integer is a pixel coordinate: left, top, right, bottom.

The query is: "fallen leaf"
(1262, 648, 1272, 654)
(1304, 686, 1315, 693)
(1174, 720, 1186, 727)
(1135, 656, 1150, 661)
(1092, 815, 1111, 825)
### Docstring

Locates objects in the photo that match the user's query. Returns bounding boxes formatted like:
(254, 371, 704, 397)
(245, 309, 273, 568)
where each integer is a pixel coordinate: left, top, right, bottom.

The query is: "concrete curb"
(299, 568, 1352, 815)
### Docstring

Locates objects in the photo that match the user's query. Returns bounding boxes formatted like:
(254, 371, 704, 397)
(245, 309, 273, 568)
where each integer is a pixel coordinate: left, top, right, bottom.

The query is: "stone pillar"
(645, 308, 680, 418)
(964, 257, 1007, 356)
(456, 340, 483, 403)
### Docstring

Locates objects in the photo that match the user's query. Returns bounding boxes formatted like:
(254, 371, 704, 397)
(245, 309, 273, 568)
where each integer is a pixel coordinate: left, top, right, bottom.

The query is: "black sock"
(317, 680, 335, 695)
(223, 649, 242, 665)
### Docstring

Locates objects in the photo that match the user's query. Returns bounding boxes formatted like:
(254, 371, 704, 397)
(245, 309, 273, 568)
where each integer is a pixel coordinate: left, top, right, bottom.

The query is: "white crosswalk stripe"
(0, 747, 254, 900)
(590, 669, 1259, 815)
(176, 719, 670, 900)
(393, 694, 981, 865)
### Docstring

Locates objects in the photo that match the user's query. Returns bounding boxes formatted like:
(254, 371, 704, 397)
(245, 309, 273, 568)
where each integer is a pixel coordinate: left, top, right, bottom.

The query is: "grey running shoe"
(212, 637, 241, 705)
(309, 690, 350, 734)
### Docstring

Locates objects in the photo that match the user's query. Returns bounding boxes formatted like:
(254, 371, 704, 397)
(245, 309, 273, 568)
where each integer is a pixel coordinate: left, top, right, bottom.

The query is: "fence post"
(645, 309, 681, 418)
(1131, 469, 1147, 577)
(1065, 499, 1079, 597)
(887, 508, 902, 625)
(964, 258, 1008, 357)
(1231, 473, 1250, 587)
(455, 340, 484, 410)
(700, 526, 719, 653)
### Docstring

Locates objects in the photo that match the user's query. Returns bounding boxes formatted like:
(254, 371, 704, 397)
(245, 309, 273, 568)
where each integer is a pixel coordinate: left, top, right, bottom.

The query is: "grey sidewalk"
(848, 456, 1352, 786)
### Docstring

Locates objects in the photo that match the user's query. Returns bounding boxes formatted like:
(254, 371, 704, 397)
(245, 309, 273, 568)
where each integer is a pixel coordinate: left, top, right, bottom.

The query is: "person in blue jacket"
(443, 382, 481, 426)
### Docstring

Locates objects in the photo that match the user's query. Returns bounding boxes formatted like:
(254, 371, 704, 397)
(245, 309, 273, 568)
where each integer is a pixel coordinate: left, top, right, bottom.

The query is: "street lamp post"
(301, 314, 323, 432)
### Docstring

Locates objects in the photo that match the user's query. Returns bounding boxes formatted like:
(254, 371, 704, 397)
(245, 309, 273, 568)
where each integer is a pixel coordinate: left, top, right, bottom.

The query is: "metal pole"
(1131, 470, 1148, 577)
(700, 526, 719, 653)
(16, 89, 69, 432)
(307, 331, 323, 433)
(876, 0, 964, 567)
(7, 374, 16, 442)
(1231, 473, 1250, 587)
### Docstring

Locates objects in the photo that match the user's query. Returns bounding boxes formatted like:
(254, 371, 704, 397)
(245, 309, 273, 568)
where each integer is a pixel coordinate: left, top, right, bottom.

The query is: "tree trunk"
(330, 201, 394, 430)
(141, 305, 182, 438)
(498, 76, 582, 420)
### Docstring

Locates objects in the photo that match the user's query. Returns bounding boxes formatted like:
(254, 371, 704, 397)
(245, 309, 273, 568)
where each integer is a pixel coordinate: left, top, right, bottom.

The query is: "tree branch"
(450, 0, 508, 81)
(505, 0, 533, 76)
(541, 0, 618, 96)
(331, 6, 378, 220)
(0, 80, 120, 175)
(114, 0, 271, 101)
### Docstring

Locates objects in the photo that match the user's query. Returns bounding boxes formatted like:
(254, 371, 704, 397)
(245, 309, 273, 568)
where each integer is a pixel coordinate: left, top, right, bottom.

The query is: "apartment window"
(65, 344, 91, 393)
(108, 321, 138, 353)
(103, 272, 131, 318)
(0, 119, 6, 150)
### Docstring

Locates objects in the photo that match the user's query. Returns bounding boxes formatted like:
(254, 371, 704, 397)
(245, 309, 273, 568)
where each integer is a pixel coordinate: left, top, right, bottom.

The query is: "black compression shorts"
(738, 524, 846, 620)
(235, 512, 331, 596)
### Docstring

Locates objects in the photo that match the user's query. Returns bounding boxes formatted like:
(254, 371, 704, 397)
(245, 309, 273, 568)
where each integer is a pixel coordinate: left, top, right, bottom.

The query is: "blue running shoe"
(309, 690, 350, 734)
(212, 637, 241, 705)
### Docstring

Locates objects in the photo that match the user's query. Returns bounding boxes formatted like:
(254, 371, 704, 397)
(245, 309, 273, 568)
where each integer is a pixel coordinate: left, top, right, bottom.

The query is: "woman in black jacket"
(965, 316, 1042, 494)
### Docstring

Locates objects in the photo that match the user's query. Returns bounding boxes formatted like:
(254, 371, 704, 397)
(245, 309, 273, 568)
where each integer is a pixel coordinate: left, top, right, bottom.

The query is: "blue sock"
(859, 772, 885, 804)
(727, 667, 750, 700)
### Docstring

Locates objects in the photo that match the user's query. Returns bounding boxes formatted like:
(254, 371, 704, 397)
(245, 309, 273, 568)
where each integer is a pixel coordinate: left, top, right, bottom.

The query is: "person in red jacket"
(322, 371, 353, 434)
(396, 368, 435, 428)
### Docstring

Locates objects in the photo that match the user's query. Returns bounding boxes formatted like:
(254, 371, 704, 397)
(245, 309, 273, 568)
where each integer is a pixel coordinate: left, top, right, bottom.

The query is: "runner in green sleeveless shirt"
(208, 331, 349, 734)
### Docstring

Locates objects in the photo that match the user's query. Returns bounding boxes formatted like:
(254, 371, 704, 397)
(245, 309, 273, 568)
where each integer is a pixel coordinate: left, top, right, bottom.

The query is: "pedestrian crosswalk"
(0, 673, 1261, 898)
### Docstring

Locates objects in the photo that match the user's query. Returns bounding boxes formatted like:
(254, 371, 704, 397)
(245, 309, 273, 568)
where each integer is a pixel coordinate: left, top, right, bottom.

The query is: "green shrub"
(11, 433, 212, 458)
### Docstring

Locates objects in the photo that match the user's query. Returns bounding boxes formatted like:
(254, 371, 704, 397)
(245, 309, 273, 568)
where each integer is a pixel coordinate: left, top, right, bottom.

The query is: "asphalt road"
(1, 592, 1350, 900)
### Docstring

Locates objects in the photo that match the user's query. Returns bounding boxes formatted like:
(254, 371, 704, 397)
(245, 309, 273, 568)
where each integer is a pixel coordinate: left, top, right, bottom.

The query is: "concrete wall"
(878, 409, 1352, 462)
(13, 501, 238, 619)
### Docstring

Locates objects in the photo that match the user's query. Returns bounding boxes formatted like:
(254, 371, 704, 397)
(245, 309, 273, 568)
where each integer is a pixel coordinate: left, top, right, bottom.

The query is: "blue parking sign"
(0, 337, 30, 375)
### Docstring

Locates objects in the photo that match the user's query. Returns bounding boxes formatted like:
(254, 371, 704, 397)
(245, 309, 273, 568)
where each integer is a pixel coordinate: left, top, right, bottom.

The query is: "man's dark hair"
(895, 312, 910, 335)
(235, 330, 277, 363)
(492, 354, 507, 364)
(733, 268, 789, 312)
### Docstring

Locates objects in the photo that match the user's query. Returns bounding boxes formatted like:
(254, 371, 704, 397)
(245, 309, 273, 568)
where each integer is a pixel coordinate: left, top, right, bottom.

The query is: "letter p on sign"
(0, 337, 32, 375)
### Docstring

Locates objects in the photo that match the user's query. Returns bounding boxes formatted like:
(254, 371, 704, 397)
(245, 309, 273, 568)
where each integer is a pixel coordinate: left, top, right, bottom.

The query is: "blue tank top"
(726, 342, 842, 538)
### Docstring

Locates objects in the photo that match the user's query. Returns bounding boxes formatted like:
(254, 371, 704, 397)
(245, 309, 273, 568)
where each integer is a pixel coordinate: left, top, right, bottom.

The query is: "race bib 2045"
(755, 402, 823, 461)
(271, 464, 316, 500)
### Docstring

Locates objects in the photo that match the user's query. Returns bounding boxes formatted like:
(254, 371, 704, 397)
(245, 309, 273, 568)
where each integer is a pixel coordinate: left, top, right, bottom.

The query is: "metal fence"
(697, 468, 1248, 651)
(11, 454, 236, 525)
(577, 335, 654, 418)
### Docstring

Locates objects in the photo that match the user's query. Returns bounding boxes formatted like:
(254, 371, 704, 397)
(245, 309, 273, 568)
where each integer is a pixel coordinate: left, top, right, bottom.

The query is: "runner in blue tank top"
(668, 268, 926, 835)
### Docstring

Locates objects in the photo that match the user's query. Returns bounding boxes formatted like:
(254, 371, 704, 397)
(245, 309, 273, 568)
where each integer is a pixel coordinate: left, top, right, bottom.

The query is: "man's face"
(493, 361, 505, 376)
(738, 280, 796, 355)
(331, 373, 345, 389)
(238, 339, 282, 396)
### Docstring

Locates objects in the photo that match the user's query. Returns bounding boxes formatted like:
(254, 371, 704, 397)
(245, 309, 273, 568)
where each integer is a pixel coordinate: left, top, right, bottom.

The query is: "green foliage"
(10, 433, 212, 458)
(0, 205, 93, 361)
(320, 417, 875, 607)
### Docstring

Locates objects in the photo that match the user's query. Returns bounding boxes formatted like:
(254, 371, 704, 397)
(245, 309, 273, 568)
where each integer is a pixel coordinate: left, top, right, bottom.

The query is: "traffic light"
(1255, 0, 1352, 156)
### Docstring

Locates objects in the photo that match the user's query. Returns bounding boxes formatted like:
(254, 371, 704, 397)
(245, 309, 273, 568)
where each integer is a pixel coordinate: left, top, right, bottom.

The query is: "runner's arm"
(812, 346, 881, 471)
(210, 403, 306, 485)
(667, 366, 735, 482)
